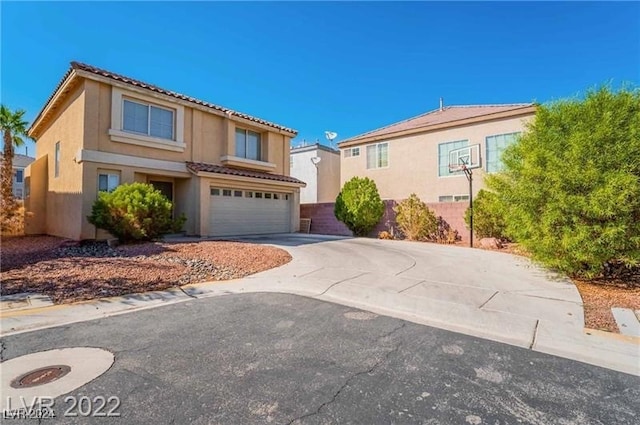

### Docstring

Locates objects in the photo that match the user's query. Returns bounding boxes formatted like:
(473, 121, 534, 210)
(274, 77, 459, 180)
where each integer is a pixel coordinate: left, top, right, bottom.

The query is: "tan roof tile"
(340, 104, 535, 145)
(29, 62, 297, 137)
(186, 162, 305, 186)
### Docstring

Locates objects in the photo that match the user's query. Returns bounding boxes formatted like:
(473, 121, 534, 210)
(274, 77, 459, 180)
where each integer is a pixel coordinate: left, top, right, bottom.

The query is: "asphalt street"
(1, 293, 638, 424)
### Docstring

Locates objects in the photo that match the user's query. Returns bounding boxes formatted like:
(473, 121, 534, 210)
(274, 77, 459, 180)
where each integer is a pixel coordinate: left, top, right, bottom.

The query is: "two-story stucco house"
(25, 62, 305, 240)
(289, 143, 340, 204)
(338, 103, 536, 204)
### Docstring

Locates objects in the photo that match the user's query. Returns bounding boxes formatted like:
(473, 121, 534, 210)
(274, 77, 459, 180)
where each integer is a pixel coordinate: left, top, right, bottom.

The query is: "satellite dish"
(311, 156, 322, 166)
(324, 131, 337, 142)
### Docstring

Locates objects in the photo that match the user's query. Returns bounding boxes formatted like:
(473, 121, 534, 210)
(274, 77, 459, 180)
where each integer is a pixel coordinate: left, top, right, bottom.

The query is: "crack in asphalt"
(286, 322, 406, 425)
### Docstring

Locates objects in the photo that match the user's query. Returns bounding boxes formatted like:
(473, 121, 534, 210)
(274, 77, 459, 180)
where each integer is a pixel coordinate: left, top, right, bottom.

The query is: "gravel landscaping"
(574, 278, 640, 333)
(1, 236, 291, 303)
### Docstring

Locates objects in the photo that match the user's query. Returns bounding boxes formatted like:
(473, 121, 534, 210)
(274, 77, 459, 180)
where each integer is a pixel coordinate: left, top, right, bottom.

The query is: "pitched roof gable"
(339, 104, 535, 146)
(29, 61, 297, 137)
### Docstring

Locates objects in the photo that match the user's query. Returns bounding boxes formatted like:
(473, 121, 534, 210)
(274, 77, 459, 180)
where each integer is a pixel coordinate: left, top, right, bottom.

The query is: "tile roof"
(71, 62, 297, 134)
(339, 104, 535, 145)
(186, 162, 305, 186)
(30, 61, 297, 136)
(0, 154, 35, 168)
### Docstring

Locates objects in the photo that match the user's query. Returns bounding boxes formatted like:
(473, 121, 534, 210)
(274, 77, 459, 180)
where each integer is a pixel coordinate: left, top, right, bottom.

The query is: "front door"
(150, 181, 174, 202)
(150, 181, 174, 220)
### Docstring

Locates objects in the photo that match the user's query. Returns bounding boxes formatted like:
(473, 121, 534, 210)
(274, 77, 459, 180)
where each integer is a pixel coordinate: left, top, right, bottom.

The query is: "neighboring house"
(0, 154, 35, 200)
(338, 103, 536, 203)
(25, 61, 305, 240)
(289, 143, 340, 204)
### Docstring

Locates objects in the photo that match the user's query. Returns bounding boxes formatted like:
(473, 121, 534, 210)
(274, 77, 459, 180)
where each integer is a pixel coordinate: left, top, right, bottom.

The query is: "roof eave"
(28, 68, 79, 139)
(75, 69, 298, 137)
(193, 169, 306, 188)
(338, 105, 537, 148)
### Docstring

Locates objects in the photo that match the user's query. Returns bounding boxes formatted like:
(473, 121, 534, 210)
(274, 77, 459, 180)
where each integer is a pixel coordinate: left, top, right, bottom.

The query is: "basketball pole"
(464, 166, 473, 248)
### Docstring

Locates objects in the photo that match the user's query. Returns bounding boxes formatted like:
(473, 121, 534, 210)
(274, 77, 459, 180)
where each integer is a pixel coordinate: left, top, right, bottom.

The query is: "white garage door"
(209, 188, 292, 236)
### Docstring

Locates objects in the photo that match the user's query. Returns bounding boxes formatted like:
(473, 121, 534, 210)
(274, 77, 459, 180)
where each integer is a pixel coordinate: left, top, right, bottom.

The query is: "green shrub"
(88, 182, 186, 242)
(394, 193, 437, 241)
(334, 177, 384, 236)
(464, 190, 508, 240)
(487, 86, 640, 277)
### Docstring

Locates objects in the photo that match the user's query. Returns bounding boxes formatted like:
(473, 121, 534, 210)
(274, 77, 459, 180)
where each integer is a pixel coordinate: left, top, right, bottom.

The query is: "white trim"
(108, 129, 187, 152)
(219, 155, 276, 170)
(110, 87, 185, 147)
(76, 149, 189, 174)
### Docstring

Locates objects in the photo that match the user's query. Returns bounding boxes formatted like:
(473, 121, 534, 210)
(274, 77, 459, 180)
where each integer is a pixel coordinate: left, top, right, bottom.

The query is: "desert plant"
(378, 230, 393, 240)
(334, 177, 385, 236)
(487, 85, 640, 277)
(1, 105, 29, 231)
(464, 189, 508, 240)
(393, 193, 437, 241)
(88, 182, 186, 242)
(430, 216, 459, 244)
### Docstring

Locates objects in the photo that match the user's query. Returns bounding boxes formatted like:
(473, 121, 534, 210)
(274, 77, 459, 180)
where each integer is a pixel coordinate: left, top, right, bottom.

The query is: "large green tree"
(487, 86, 640, 277)
(1, 105, 29, 225)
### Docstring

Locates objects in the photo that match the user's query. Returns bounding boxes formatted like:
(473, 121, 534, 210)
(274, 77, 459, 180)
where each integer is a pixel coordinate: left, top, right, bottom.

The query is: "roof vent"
(439, 97, 444, 111)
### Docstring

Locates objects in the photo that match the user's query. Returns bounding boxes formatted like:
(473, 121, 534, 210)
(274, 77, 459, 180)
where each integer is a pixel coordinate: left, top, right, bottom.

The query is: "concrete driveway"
(188, 234, 637, 375)
(2, 234, 638, 375)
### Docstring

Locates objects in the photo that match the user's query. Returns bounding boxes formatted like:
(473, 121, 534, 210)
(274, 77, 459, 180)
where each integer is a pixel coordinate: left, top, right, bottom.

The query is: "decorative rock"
(478, 237, 503, 250)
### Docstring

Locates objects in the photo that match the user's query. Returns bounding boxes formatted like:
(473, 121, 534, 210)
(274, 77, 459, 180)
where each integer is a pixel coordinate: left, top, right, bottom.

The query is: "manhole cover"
(10, 365, 71, 388)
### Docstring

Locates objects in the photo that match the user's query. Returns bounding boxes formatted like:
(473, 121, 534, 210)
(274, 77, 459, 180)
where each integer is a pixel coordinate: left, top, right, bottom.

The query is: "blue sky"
(2, 1, 638, 156)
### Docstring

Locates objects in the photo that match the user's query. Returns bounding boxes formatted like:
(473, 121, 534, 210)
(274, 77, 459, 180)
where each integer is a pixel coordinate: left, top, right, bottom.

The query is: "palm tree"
(1, 105, 29, 218)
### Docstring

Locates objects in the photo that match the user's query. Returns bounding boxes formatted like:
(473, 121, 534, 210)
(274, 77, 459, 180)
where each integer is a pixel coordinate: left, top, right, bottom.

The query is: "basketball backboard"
(448, 144, 481, 173)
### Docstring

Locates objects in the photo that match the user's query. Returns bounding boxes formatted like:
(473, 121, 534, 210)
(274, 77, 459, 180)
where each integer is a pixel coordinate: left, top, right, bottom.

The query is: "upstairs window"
(366, 142, 388, 169)
(438, 140, 468, 177)
(344, 147, 360, 158)
(123, 99, 175, 140)
(235, 128, 261, 161)
(54, 141, 60, 178)
(486, 132, 520, 173)
(15, 169, 23, 183)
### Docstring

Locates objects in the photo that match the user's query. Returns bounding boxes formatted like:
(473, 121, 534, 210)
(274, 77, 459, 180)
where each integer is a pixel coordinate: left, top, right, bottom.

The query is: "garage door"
(209, 188, 291, 236)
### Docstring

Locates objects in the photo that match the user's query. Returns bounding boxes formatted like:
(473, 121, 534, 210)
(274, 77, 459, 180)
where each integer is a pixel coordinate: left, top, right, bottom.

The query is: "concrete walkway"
(2, 234, 638, 376)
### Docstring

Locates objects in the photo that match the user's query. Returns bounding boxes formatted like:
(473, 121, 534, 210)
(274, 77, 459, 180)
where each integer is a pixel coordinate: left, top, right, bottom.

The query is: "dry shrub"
(1, 203, 24, 236)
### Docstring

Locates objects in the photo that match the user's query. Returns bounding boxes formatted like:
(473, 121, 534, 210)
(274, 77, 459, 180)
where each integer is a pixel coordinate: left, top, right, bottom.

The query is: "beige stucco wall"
(24, 156, 48, 235)
(317, 149, 340, 203)
(340, 114, 534, 203)
(85, 81, 292, 171)
(29, 82, 86, 239)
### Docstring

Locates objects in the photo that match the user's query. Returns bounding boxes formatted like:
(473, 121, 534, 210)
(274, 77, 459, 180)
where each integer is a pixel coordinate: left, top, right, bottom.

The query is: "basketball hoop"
(446, 144, 482, 248)
(448, 163, 467, 174)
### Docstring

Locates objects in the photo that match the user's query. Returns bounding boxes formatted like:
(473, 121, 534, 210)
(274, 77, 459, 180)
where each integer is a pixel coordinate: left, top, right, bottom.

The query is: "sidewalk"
(2, 234, 638, 376)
